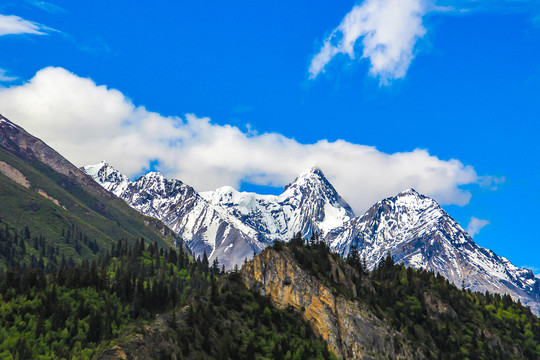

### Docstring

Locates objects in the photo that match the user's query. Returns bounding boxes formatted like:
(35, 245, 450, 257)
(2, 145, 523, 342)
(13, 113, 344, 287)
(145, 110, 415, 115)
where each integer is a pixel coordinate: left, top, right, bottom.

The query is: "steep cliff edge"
(240, 247, 416, 359)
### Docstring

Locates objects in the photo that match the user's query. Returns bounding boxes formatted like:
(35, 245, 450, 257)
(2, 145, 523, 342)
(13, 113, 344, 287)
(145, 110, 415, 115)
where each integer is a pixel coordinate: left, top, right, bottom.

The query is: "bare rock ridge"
(241, 247, 415, 359)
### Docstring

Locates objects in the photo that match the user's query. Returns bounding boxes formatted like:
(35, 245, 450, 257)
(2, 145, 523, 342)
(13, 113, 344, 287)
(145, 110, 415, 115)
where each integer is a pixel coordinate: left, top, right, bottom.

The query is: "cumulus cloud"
(0, 67, 497, 213)
(309, 0, 428, 83)
(0, 14, 50, 36)
(466, 217, 490, 237)
(310, 0, 539, 83)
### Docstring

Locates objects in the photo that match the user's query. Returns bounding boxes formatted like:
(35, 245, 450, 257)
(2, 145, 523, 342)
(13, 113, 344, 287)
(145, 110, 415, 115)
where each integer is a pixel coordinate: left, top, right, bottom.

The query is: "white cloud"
(309, 0, 428, 83)
(0, 67, 497, 213)
(0, 69, 17, 82)
(466, 217, 490, 237)
(0, 14, 49, 36)
(310, 0, 539, 83)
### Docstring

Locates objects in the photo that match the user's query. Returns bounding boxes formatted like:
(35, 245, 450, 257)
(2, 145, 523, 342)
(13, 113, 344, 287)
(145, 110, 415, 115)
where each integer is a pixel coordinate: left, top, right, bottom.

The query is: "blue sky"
(0, 1, 538, 273)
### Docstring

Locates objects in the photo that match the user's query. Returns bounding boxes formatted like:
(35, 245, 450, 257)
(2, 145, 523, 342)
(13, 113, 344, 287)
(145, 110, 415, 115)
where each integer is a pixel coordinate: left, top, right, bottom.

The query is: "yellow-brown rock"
(241, 247, 416, 360)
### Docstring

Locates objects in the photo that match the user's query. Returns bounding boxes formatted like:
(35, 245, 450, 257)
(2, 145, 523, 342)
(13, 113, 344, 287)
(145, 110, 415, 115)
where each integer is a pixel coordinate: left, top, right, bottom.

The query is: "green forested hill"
(0, 240, 333, 359)
(1, 233, 539, 359)
(281, 236, 540, 359)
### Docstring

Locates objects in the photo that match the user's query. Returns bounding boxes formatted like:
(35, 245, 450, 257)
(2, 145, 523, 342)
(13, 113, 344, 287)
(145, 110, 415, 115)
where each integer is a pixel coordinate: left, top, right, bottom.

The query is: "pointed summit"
(300, 166, 325, 177)
(326, 188, 540, 315)
(82, 161, 130, 196)
(285, 167, 333, 193)
(296, 166, 326, 180)
(281, 167, 355, 237)
(398, 188, 420, 196)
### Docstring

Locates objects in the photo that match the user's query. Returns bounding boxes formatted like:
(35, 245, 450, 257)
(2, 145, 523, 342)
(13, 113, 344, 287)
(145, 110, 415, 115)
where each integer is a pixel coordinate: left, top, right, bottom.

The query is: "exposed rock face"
(326, 188, 540, 316)
(241, 248, 415, 359)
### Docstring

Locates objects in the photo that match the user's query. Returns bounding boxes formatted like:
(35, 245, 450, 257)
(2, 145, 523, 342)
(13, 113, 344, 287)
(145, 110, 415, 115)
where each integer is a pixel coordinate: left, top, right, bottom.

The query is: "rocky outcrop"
(241, 248, 416, 360)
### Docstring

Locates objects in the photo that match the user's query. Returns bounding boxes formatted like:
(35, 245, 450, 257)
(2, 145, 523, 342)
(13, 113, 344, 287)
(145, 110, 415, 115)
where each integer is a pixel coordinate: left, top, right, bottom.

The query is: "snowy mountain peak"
(286, 167, 329, 190)
(82, 161, 130, 196)
(326, 189, 540, 315)
(397, 188, 420, 197)
(202, 167, 355, 243)
(82, 160, 110, 176)
(299, 166, 325, 178)
(139, 171, 166, 182)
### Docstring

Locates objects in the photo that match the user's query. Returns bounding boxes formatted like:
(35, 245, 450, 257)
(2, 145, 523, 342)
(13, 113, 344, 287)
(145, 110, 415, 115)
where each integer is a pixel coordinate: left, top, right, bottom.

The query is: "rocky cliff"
(240, 247, 416, 359)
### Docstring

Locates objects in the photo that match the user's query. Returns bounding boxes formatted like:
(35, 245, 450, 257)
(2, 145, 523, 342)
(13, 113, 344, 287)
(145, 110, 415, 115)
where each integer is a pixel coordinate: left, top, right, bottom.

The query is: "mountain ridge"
(83, 162, 355, 268)
(83, 160, 540, 315)
(325, 188, 540, 315)
(0, 114, 179, 265)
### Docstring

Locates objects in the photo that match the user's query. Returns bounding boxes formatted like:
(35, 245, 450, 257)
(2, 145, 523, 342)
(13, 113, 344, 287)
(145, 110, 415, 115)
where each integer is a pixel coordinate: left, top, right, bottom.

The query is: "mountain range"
(84, 160, 540, 315)
(1, 114, 539, 359)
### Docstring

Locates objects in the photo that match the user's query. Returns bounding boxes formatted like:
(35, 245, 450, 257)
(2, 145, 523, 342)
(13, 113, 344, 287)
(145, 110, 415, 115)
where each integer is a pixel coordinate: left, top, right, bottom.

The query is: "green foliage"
(160, 273, 336, 360)
(0, 238, 199, 359)
(278, 238, 540, 360)
(0, 219, 101, 270)
(0, 238, 333, 359)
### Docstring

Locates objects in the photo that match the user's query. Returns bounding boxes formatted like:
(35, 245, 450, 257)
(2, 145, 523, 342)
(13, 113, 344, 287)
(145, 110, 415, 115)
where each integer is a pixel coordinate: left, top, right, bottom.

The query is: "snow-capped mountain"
(200, 167, 355, 243)
(83, 163, 355, 268)
(82, 160, 130, 196)
(325, 188, 540, 315)
(83, 161, 540, 314)
(82, 162, 264, 268)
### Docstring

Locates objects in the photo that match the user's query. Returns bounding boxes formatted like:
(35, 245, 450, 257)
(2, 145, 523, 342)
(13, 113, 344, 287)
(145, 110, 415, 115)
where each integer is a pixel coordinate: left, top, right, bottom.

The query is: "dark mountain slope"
(0, 114, 178, 266)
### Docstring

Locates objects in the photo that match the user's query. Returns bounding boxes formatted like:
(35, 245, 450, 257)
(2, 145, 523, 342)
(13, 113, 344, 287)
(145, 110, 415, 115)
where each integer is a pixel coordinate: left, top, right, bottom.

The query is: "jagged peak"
(138, 171, 166, 181)
(397, 188, 420, 197)
(83, 160, 113, 171)
(136, 171, 189, 190)
(83, 160, 122, 177)
(285, 166, 331, 191)
(298, 166, 325, 179)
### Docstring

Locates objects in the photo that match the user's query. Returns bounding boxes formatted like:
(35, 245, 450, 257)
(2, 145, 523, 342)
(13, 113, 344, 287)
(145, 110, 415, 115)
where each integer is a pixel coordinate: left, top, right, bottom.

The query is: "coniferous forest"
(0, 221, 539, 359)
(283, 234, 540, 359)
(0, 223, 333, 359)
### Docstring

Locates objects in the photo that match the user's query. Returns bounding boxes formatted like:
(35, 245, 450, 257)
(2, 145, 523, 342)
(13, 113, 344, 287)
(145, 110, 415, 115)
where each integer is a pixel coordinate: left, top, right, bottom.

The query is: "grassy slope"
(0, 146, 172, 263)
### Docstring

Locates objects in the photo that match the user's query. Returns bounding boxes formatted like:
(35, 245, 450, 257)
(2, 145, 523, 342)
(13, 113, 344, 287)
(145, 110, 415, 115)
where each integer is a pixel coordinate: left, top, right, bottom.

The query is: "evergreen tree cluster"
(0, 235, 333, 359)
(0, 237, 204, 359)
(0, 220, 101, 270)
